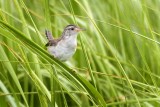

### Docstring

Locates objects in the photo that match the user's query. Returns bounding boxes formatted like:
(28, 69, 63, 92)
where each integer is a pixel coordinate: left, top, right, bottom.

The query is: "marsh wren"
(45, 24, 85, 61)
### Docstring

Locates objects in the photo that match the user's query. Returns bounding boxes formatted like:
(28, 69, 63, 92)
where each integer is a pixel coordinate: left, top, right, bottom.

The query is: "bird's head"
(62, 24, 85, 38)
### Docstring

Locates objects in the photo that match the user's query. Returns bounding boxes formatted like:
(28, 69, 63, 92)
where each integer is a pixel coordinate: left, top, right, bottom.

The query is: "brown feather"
(45, 30, 54, 41)
(45, 39, 60, 46)
(45, 30, 60, 46)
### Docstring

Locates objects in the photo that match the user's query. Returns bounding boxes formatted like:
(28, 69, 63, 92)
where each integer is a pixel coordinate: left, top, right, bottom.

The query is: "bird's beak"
(75, 27, 86, 32)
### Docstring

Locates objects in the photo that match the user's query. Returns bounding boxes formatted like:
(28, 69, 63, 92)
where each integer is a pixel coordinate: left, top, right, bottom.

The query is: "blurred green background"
(0, 0, 160, 107)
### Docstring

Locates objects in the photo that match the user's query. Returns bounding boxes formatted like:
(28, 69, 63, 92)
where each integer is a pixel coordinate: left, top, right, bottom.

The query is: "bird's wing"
(45, 40, 59, 46)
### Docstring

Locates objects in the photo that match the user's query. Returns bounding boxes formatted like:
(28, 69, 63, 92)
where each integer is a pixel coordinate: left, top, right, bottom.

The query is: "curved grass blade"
(0, 20, 106, 106)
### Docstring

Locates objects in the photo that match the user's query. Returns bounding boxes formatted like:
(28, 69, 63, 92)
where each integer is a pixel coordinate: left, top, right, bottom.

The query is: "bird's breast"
(47, 37, 77, 61)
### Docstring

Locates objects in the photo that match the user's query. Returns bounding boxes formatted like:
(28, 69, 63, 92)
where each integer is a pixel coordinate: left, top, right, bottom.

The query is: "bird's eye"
(71, 28, 74, 30)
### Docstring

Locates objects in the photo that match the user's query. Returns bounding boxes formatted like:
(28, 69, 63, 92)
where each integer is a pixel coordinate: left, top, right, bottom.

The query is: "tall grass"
(0, 0, 160, 106)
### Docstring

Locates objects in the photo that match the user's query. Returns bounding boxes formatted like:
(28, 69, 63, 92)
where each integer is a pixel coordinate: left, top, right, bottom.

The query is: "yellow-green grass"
(0, 0, 160, 107)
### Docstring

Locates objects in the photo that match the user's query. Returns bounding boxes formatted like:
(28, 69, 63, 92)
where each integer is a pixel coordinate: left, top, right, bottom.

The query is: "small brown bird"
(45, 25, 85, 61)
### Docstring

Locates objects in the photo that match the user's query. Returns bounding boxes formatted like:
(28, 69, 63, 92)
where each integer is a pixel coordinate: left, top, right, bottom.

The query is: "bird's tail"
(45, 30, 54, 41)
